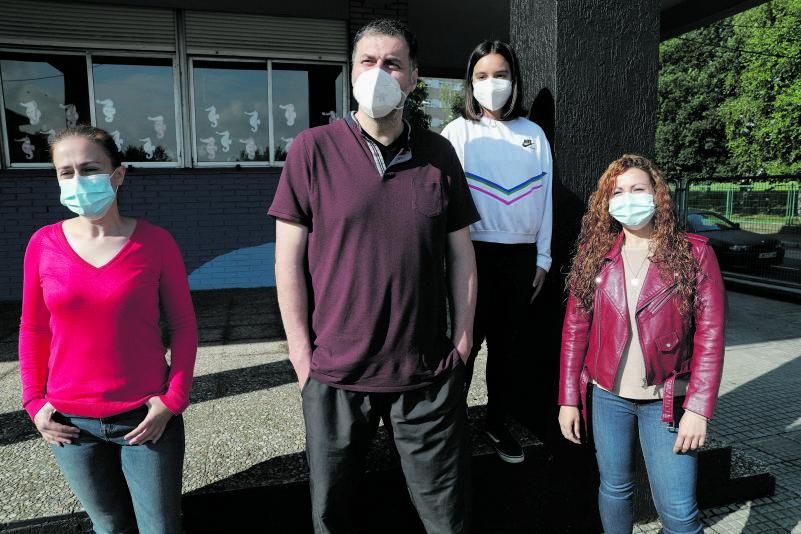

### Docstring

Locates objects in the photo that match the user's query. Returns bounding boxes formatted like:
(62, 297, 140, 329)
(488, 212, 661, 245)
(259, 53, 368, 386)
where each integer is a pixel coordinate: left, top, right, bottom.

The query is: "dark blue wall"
(0, 168, 281, 300)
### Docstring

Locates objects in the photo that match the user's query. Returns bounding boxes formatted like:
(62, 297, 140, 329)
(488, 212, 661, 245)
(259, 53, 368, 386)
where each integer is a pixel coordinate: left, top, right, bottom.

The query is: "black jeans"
(466, 241, 539, 425)
(302, 363, 471, 534)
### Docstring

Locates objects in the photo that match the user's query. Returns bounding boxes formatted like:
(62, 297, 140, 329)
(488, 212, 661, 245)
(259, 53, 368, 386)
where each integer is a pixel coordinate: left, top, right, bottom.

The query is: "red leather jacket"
(559, 232, 725, 423)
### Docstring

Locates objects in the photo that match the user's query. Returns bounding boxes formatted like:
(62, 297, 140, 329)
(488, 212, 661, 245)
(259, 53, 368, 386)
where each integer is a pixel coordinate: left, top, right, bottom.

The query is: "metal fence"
(670, 176, 801, 290)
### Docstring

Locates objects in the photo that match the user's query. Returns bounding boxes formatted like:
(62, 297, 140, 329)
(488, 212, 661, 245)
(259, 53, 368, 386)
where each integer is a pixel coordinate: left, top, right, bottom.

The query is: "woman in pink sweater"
(19, 126, 197, 533)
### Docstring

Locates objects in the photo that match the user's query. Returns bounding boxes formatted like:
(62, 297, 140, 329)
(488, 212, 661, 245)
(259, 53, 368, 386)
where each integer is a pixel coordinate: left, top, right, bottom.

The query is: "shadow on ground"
(0, 287, 791, 533)
(710, 352, 801, 532)
(0, 360, 298, 447)
(179, 402, 602, 534)
(182, 443, 600, 534)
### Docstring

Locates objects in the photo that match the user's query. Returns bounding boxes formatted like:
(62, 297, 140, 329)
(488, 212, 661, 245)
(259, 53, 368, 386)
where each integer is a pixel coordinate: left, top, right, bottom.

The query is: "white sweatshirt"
(441, 116, 553, 271)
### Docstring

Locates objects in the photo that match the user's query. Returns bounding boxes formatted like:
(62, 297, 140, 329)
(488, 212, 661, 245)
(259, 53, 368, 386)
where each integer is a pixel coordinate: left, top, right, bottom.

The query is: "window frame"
(88, 51, 184, 168)
(269, 58, 350, 168)
(0, 47, 90, 169)
(189, 55, 349, 168)
(189, 56, 271, 168)
(0, 47, 184, 169)
(0, 47, 349, 170)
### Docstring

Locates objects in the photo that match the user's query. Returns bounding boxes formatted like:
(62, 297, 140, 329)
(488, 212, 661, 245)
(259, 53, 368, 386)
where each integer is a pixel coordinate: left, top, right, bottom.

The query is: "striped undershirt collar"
(348, 111, 412, 174)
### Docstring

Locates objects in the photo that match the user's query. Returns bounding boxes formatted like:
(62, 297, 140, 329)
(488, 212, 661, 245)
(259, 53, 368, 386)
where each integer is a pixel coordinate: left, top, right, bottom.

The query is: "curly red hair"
(566, 154, 699, 316)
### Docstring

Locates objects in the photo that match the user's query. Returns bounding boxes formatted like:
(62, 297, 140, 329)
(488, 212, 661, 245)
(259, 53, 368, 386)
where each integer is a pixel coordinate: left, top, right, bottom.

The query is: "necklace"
(621, 247, 650, 287)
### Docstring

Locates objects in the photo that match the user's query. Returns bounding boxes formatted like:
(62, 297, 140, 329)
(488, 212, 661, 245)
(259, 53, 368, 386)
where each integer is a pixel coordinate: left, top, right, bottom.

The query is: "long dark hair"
(462, 40, 526, 121)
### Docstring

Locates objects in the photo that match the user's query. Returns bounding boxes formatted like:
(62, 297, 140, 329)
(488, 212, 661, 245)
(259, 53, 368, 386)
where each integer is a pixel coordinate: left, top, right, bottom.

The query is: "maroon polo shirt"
(268, 117, 479, 391)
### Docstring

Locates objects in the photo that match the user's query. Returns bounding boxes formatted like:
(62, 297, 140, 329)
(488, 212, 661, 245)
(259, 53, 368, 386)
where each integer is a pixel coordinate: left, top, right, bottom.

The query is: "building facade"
(0, 0, 511, 300)
(0, 0, 759, 300)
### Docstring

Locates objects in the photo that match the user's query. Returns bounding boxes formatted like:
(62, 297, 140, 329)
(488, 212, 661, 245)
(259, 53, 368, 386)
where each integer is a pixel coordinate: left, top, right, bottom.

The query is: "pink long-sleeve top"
(19, 219, 198, 420)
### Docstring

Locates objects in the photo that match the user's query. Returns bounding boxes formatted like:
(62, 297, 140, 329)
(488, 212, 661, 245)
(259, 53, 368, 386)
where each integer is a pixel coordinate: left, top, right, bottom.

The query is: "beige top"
(598, 241, 688, 400)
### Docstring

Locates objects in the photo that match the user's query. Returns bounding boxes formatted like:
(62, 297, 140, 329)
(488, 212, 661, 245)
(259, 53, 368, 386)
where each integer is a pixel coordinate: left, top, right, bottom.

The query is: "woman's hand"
(673, 410, 708, 453)
(34, 402, 80, 446)
(530, 267, 547, 302)
(124, 397, 174, 445)
(558, 405, 582, 444)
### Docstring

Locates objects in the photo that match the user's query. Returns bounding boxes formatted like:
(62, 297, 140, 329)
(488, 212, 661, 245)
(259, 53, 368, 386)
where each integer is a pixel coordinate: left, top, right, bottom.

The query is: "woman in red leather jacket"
(558, 154, 725, 534)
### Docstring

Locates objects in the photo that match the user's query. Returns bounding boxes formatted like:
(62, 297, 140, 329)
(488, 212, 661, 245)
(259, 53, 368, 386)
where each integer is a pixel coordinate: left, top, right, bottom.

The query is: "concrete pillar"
(509, 0, 661, 524)
(512, 0, 659, 201)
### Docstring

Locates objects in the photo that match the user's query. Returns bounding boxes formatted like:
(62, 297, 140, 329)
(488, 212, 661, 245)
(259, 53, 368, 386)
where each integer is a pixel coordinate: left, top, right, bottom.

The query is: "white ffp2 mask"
(472, 78, 512, 112)
(353, 68, 405, 119)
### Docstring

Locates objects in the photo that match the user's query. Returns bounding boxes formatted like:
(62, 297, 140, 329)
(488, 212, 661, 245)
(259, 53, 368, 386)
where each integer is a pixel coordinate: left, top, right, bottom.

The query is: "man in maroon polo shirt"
(269, 18, 479, 534)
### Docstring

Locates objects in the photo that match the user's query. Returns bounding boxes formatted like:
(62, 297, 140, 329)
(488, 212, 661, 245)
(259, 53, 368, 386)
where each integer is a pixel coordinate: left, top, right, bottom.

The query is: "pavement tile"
(1, 288, 800, 532)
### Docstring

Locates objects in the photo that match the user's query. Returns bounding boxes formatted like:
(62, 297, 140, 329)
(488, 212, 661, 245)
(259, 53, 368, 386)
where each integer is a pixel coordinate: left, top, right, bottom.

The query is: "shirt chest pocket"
(412, 177, 444, 217)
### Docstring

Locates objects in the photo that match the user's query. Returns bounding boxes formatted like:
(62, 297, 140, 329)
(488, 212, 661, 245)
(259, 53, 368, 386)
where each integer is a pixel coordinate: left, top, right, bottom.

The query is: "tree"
(657, 0, 801, 178)
(720, 0, 801, 175)
(656, 20, 737, 179)
(405, 80, 431, 130)
(440, 83, 465, 124)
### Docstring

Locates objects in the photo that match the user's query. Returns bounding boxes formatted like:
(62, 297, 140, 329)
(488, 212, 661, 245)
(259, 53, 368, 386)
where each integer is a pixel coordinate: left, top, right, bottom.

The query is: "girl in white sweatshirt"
(442, 40, 553, 464)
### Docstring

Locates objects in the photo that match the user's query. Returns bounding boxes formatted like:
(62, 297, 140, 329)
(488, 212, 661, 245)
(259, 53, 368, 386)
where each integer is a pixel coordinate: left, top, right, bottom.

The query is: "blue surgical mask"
(608, 192, 655, 230)
(59, 170, 118, 219)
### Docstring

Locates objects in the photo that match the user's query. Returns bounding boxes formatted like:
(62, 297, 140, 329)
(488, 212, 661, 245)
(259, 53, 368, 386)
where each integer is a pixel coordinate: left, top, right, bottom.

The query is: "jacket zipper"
(638, 284, 679, 384)
(639, 283, 678, 315)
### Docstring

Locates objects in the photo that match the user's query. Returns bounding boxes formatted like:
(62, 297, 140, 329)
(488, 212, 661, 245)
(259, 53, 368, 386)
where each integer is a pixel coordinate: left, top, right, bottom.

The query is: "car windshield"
(687, 212, 738, 231)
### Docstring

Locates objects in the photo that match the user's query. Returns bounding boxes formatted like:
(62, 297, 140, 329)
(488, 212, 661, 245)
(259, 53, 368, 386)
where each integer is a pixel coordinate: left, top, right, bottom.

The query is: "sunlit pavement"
(0, 288, 799, 532)
(636, 291, 801, 533)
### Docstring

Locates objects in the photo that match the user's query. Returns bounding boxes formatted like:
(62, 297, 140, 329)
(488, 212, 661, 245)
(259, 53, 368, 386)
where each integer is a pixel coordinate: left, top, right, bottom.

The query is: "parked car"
(686, 210, 785, 271)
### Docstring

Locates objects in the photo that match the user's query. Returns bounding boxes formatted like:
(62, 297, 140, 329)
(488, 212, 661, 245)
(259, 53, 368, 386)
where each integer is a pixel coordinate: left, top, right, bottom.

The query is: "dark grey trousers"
(302, 363, 471, 534)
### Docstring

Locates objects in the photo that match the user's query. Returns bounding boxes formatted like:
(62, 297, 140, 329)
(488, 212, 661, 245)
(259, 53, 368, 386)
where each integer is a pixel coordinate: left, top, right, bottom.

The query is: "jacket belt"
(661, 371, 677, 423)
(582, 367, 680, 426)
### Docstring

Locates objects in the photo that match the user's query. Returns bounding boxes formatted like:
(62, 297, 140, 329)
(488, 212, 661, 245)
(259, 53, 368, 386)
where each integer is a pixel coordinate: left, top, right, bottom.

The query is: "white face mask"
(472, 78, 513, 112)
(353, 68, 406, 119)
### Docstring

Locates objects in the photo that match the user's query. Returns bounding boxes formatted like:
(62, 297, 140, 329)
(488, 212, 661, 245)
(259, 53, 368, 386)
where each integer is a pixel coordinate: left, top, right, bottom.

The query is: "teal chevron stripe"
(465, 171, 546, 195)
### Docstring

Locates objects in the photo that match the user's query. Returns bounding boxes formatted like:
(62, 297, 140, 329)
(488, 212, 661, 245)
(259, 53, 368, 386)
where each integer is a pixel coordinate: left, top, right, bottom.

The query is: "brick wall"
(0, 167, 281, 301)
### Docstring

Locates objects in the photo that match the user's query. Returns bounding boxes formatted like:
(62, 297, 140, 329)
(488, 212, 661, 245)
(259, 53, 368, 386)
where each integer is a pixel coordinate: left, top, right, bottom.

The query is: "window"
(189, 60, 345, 165)
(1, 52, 347, 168)
(1, 52, 89, 165)
(1, 52, 179, 166)
(92, 57, 179, 163)
(192, 60, 269, 164)
(272, 63, 344, 162)
(0, 9, 350, 170)
(421, 77, 464, 133)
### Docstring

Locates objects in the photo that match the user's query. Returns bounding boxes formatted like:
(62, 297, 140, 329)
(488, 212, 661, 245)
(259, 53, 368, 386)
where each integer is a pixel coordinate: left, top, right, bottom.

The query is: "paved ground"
(0, 288, 799, 532)
(636, 290, 801, 533)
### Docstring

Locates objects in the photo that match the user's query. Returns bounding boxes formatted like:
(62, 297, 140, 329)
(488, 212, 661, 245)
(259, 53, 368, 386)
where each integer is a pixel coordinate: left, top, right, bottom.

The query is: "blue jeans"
(591, 386, 702, 534)
(50, 406, 184, 534)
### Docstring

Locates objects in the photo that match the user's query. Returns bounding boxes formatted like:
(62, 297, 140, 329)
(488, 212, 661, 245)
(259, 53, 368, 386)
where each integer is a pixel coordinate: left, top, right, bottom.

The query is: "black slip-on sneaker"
(484, 425, 525, 464)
